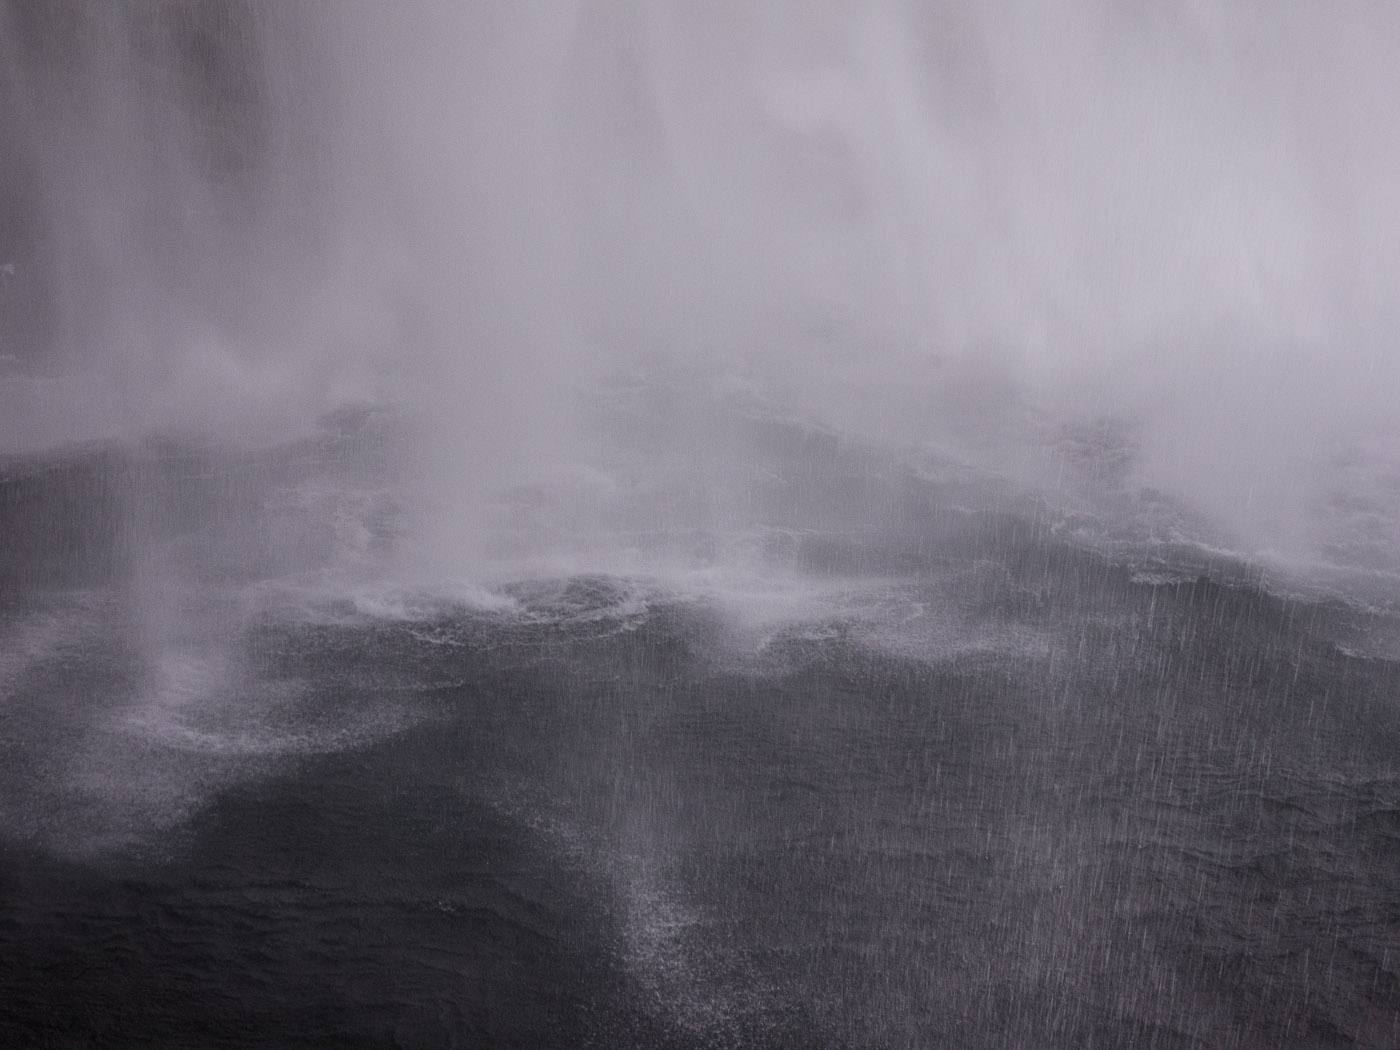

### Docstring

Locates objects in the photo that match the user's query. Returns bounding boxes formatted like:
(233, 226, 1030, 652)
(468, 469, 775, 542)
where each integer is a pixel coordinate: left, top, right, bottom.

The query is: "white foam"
(0, 597, 102, 702)
(490, 780, 777, 1041)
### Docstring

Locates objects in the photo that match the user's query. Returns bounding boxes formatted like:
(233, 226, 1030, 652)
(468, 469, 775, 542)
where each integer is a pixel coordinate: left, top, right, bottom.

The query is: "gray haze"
(4, 0, 1400, 580)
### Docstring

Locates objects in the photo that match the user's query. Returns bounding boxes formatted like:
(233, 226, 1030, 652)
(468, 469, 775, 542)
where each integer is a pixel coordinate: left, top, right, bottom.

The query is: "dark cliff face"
(0, 0, 336, 373)
(2, 0, 275, 185)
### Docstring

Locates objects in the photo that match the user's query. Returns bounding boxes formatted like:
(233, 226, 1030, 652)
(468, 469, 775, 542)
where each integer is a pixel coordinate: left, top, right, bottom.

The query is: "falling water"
(3, 3, 1400, 1048)
(7, 1, 1400, 574)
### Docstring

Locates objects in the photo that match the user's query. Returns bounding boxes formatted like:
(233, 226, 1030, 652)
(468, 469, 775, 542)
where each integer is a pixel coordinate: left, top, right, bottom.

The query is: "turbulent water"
(3, 399, 1399, 1049)
(4, 2, 1400, 1048)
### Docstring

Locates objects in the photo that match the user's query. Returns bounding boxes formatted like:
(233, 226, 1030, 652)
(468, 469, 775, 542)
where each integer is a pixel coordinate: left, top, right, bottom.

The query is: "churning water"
(2, 3, 1399, 1047)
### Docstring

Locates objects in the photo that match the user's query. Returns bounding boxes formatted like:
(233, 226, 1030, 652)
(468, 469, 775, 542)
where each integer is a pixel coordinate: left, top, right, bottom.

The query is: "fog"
(5, 0, 1400, 578)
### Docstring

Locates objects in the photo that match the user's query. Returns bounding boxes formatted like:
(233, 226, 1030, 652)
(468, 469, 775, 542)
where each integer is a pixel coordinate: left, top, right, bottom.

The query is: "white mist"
(6, 0, 1400, 580)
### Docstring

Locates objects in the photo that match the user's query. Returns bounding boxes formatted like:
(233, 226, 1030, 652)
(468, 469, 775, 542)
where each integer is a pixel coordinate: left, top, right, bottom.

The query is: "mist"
(5, 0, 1400, 582)
(8, 9, 1400, 1043)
